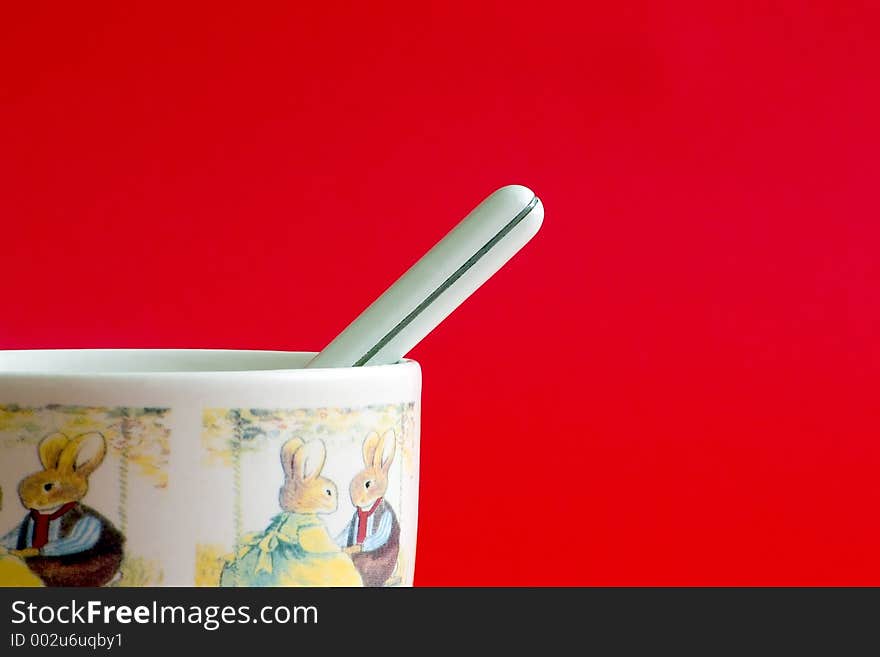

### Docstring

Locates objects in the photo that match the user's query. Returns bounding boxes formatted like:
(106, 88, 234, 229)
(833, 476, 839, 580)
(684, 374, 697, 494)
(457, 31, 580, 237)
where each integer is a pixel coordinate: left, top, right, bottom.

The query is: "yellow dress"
(220, 512, 362, 587)
(0, 555, 43, 587)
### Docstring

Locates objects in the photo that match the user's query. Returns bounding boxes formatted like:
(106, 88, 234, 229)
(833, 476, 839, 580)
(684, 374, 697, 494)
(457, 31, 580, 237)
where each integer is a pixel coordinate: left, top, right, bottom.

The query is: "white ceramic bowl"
(0, 350, 421, 587)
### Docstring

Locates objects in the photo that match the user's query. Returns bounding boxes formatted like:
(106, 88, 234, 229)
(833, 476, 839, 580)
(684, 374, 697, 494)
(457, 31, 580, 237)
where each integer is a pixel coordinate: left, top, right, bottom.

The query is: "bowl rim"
(0, 349, 420, 377)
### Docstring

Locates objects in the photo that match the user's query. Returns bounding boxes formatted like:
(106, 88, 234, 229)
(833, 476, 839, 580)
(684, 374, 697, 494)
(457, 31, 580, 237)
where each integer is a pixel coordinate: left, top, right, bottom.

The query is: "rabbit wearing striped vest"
(0, 433, 124, 587)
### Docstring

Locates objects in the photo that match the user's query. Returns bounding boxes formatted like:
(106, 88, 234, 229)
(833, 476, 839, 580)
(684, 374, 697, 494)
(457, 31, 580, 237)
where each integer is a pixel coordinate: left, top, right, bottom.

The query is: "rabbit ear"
(38, 432, 71, 470)
(281, 438, 305, 479)
(294, 439, 326, 483)
(58, 432, 106, 477)
(374, 430, 396, 473)
(362, 431, 381, 467)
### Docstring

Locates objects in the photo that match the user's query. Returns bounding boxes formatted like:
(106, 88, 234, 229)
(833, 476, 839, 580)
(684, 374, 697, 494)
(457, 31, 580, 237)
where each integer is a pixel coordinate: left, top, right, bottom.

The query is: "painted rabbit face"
(18, 432, 106, 512)
(350, 430, 395, 509)
(279, 438, 338, 515)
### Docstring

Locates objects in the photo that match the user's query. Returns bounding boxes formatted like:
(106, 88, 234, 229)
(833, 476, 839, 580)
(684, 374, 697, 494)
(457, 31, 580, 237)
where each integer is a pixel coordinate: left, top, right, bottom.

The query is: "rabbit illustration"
(0, 486, 43, 586)
(221, 437, 362, 587)
(337, 430, 400, 586)
(0, 432, 124, 587)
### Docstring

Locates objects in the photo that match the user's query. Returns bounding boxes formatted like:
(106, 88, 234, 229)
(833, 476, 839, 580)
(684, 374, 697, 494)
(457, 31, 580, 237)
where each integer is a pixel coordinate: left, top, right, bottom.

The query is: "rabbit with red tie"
(0, 432, 124, 587)
(337, 430, 400, 586)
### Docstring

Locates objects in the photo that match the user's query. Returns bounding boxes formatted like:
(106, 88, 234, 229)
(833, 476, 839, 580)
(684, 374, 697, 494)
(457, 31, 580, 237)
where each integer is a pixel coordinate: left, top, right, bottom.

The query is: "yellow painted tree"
(0, 405, 171, 534)
(0, 405, 42, 447)
(203, 409, 292, 550)
(101, 407, 171, 534)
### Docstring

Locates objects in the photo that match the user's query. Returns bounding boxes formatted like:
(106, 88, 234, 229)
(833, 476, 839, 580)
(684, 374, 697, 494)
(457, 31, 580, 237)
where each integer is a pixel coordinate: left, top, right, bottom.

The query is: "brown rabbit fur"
(14, 432, 124, 587)
(349, 431, 395, 509)
(342, 430, 400, 586)
(18, 432, 105, 513)
(279, 437, 338, 515)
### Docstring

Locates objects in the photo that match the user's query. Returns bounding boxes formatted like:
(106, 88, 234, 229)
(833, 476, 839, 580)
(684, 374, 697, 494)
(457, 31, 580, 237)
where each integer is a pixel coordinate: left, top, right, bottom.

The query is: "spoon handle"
(307, 185, 544, 368)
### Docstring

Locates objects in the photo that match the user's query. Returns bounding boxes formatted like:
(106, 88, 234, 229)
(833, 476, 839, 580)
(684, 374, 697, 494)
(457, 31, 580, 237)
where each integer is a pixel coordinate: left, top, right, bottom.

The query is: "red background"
(1, 2, 878, 585)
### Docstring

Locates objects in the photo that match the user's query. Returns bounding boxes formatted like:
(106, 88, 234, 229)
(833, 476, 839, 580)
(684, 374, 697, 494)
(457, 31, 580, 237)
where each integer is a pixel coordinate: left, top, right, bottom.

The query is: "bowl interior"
(0, 349, 316, 374)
